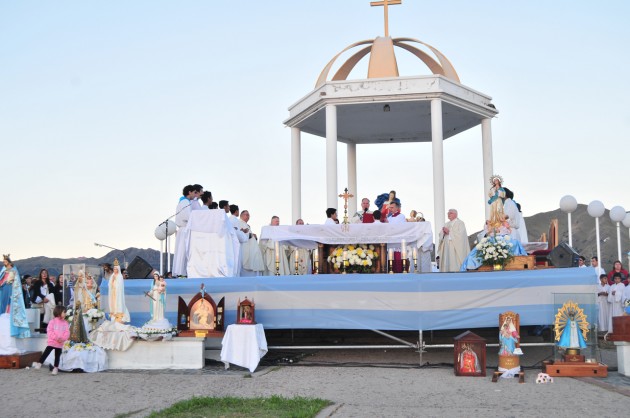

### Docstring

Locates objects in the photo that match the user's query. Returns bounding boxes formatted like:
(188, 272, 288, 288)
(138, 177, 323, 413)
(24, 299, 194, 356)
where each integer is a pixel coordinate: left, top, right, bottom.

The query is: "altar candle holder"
(275, 260, 280, 276)
(402, 259, 408, 274)
(413, 247, 418, 273)
(293, 249, 300, 275)
(388, 259, 394, 274)
(313, 248, 319, 275)
(342, 250, 348, 274)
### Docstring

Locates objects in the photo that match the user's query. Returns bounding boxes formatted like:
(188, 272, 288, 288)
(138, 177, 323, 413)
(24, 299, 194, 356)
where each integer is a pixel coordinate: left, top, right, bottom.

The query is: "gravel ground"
(3, 343, 630, 418)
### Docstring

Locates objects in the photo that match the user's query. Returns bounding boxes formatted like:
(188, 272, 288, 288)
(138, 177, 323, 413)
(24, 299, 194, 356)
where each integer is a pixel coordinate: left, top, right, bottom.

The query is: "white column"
(326, 104, 338, 209)
(431, 99, 445, 242)
(347, 142, 357, 215)
(481, 118, 494, 219)
(291, 127, 302, 223)
(159, 240, 164, 275)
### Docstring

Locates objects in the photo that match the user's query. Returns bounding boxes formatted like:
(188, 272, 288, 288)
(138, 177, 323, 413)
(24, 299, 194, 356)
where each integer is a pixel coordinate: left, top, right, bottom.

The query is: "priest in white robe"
(437, 209, 470, 272)
(173, 186, 196, 277)
(228, 205, 250, 277)
(239, 210, 265, 276)
(260, 216, 291, 275)
(351, 198, 373, 224)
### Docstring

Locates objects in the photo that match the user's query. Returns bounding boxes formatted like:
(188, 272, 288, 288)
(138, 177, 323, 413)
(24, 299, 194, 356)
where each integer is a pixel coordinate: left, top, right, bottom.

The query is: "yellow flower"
(348, 245, 355, 251)
(367, 250, 373, 257)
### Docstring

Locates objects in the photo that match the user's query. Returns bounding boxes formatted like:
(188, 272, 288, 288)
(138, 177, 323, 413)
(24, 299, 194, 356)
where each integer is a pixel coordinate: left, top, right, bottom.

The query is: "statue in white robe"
(437, 210, 470, 272)
(108, 261, 130, 323)
(502, 198, 521, 242)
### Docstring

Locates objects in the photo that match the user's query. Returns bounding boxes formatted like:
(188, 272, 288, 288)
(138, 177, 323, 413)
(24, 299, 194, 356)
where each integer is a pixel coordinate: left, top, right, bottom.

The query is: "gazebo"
(284, 0, 499, 238)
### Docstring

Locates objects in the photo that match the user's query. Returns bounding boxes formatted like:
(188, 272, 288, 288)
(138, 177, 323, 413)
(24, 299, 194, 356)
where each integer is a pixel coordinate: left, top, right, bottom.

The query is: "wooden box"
(477, 255, 536, 272)
(453, 331, 486, 377)
(544, 361, 608, 377)
(0, 351, 42, 369)
(607, 316, 630, 342)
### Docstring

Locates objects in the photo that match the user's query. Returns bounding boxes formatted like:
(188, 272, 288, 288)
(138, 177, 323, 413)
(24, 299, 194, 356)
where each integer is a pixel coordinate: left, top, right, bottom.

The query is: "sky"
(1, 0, 629, 260)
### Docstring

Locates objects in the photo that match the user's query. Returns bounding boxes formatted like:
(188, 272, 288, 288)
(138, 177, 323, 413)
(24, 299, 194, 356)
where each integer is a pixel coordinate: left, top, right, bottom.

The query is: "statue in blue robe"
(558, 316, 587, 349)
(0, 255, 31, 338)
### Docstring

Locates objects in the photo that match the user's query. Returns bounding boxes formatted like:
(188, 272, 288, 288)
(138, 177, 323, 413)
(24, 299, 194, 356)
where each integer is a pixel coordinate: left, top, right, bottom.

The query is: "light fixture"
(94, 242, 128, 268)
(610, 206, 626, 261)
(587, 200, 605, 274)
(559, 195, 578, 247)
(383, 104, 390, 112)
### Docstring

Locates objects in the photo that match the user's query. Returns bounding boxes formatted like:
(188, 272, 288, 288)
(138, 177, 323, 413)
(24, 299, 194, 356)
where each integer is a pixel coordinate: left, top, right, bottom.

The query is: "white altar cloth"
(59, 346, 107, 372)
(260, 223, 434, 251)
(221, 324, 267, 373)
(187, 210, 237, 277)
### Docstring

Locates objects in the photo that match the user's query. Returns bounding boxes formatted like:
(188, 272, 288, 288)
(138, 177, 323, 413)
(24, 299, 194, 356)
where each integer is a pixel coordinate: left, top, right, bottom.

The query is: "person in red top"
(32, 305, 70, 375)
(607, 260, 629, 286)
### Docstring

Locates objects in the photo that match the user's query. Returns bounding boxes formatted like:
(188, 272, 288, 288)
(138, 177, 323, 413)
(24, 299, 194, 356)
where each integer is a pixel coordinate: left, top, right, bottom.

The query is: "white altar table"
(221, 324, 268, 373)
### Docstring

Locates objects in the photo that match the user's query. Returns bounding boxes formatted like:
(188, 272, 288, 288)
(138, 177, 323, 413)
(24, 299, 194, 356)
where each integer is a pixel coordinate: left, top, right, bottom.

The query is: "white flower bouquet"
(327, 244, 378, 273)
(475, 235, 514, 268)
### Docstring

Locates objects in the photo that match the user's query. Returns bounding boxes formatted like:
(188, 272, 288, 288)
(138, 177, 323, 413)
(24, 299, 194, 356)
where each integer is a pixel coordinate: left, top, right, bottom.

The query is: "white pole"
(167, 235, 171, 273)
(616, 221, 622, 261)
(347, 142, 357, 216)
(159, 240, 164, 276)
(595, 218, 601, 274)
(291, 127, 302, 223)
(326, 104, 338, 209)
(481, 118, 494, 220)
(567, 212, 573, 248)
(431, 99, 445, 242)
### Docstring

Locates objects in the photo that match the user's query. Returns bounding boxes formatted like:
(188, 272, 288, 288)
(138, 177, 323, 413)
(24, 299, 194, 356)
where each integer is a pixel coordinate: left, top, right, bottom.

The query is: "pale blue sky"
(2, 0, 629, 259)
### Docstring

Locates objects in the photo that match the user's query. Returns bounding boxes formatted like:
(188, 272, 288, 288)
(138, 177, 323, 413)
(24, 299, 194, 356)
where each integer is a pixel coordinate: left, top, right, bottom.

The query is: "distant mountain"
(469, 204, 630, 268)
(13, 248, 168, 278)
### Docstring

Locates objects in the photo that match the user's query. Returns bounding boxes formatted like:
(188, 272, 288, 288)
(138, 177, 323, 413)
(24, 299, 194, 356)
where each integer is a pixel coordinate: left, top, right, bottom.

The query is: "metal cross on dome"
(370, 0, 402, 37)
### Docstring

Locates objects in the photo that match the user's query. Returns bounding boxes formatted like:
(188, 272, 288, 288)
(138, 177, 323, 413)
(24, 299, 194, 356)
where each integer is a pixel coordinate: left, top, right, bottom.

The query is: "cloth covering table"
(221, 324, 267, 372)
(260, 222, 434, 251)
(57, 346, 107, 372)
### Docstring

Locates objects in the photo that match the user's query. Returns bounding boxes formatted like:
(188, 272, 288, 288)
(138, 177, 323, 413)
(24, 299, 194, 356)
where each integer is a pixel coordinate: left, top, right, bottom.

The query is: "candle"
(388, 248, 394, 261)
(313, 248, 318, 261)
(343, 250, 348, 261)
(413, 247, 418, 260)
(401, 239, 407, 259)
(274, 241, 280, 262)
(294, 249, 299, 269)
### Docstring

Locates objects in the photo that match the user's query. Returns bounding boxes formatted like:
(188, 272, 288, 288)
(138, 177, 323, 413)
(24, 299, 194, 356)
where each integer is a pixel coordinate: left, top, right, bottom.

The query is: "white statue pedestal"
(614, 341, 630, 377)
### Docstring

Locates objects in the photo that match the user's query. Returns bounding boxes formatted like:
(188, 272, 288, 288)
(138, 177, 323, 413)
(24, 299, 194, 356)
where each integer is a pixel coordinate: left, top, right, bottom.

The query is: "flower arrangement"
(84, 308, 105, 321)
(327, 244, 378, 273)
(65, 306, 75, 323)
(475, 235, 514, 268)
(62, 340, 96, 353)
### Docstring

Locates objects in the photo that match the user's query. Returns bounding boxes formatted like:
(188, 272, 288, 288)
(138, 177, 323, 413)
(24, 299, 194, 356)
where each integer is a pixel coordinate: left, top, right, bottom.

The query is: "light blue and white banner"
(103, 267, 596, 330)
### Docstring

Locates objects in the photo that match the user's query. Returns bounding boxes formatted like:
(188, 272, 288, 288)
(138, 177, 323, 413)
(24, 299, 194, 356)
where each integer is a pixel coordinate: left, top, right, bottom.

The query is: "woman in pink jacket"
(32, 305, 70, 375)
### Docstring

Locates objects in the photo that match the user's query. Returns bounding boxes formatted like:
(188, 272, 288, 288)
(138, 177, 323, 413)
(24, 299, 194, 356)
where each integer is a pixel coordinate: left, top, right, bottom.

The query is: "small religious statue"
(554, 301, 589, 352)
(459, 344, 481, 374)
(237, 297, 256, 324)
(487, 175, 506, 231)
(493, 311, 525, 382)
(147, 272, 167, 322)
(108, 259, 130, 323)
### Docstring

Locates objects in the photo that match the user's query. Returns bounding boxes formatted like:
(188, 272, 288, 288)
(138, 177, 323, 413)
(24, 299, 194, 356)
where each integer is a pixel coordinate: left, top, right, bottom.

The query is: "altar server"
(608, 273, 625, 332)
(172, 185, 195, 277)
(438, 209, 470, 272)
(596, 274, 610, 332)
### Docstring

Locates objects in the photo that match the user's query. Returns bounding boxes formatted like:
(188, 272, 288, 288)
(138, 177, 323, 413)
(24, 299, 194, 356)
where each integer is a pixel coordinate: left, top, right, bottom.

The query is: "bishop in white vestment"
(437, 209, 470, 272)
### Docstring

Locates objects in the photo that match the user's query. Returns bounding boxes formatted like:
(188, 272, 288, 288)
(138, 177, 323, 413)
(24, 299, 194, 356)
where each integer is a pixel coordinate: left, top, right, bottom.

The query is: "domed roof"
(316, 35, 460, 88)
